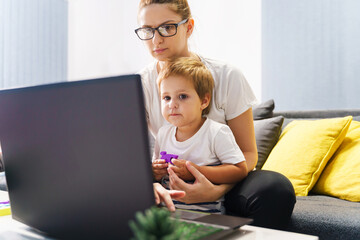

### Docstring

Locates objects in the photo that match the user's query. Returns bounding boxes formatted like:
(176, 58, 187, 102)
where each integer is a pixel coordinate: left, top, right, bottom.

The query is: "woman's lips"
(154, 48, 167, 54)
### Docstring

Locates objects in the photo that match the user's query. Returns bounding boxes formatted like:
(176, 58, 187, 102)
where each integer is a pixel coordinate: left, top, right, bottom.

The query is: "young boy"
(152, 57, 248, 213)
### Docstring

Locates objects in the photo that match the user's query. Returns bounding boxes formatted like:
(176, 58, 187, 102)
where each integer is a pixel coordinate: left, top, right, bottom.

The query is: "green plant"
(129, 206, 189, 240)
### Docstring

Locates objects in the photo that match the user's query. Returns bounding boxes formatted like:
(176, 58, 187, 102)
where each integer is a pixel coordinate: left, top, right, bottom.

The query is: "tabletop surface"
(0, 214, 318, 240)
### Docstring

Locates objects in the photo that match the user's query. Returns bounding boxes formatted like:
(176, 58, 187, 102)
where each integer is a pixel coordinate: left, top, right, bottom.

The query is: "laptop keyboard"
(178, 221, 223, 240)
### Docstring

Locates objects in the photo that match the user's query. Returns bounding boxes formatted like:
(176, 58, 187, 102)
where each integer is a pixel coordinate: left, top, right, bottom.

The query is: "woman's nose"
(152, 30, 164, 45)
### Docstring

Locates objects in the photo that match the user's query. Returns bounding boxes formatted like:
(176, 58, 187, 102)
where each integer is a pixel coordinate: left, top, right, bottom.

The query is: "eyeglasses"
(135, 19, 188, 40)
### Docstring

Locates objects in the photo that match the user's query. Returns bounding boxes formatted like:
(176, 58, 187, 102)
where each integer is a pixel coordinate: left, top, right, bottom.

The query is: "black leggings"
(224, 170, 296, 230)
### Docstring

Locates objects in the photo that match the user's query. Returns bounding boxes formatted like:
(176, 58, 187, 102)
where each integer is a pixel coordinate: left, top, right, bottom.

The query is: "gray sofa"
(272, 109, 360, 240)
(252, 101, 360, 240)
(1, 101, 359, 240)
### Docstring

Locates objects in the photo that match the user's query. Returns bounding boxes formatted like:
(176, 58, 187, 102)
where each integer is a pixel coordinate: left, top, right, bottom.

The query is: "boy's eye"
(163, 96, 171, 101)
(179, 94, 188, 100)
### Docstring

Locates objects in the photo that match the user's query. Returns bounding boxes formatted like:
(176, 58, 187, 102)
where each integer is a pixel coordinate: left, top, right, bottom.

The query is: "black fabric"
(224, 170, 296, 230)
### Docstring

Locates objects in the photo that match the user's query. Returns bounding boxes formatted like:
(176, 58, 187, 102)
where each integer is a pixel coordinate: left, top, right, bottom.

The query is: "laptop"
(0, 75, 252, 239)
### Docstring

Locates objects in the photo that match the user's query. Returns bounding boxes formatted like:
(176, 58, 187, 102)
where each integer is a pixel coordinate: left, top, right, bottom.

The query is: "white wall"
(68, 0, 262, 99)
(68, 0, 150, 81)
(0, 0, 68, 89)
(189, 0, 262, 99)
(262, 0, 360, 110)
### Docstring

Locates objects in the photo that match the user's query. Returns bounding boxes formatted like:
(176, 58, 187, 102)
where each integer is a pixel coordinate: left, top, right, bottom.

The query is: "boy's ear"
(201, 93, 211, 109)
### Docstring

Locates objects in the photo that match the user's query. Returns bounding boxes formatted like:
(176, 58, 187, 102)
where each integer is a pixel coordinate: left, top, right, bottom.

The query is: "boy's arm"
(168, 162, 235, 204)
(194, 162, 248, 184)
(170, 159, 247, 184)
(201, 124, 249, 184)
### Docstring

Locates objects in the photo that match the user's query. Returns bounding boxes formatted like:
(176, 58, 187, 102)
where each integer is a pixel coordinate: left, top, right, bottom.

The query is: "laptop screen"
(0, 75, 155, 239)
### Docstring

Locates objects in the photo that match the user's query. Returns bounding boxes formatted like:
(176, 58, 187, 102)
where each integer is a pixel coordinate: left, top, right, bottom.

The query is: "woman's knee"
(224, 170, 296, 229)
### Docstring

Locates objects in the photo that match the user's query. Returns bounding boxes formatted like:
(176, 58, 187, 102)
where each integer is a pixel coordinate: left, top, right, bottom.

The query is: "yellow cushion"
(312, 121, 360, 201)
(262, 116, 352, 196)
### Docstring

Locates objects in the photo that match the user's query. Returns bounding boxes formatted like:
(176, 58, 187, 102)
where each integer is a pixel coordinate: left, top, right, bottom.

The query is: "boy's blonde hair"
(138, 0, 192, 20)
(158, 57, 214, 115)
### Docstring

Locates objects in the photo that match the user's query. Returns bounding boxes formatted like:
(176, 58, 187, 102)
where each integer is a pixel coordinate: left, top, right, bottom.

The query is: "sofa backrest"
(274, 109, 360, 119)
(274, 109, 360, 130)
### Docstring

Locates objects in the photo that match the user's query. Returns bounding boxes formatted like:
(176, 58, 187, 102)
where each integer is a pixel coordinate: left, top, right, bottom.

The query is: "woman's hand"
(153, 183, 185, 212)
(152, 159, 168, 181)
(168, 161, 234, 204)
(168, 159, 195, 181)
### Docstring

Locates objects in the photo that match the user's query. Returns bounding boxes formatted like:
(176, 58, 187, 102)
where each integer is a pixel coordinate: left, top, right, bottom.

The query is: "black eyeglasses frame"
(135, 19, 189, 40)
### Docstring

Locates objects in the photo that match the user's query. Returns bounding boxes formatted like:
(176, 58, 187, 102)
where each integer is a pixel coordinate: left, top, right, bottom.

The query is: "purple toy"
(160, 151, 178, 165)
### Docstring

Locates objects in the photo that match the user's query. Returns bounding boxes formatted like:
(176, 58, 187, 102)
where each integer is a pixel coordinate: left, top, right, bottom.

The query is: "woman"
(136, 0, 295, 229)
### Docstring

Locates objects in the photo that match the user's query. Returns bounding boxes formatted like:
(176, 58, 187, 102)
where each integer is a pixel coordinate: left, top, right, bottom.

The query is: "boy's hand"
(152, 159, 168, 181)
(168, 159, 195, 181)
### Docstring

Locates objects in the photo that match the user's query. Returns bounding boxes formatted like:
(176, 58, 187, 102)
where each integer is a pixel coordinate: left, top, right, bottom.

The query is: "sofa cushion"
(312, 120, 360, 201)
(262, 116, 352, 196)
(254, 116, 284, 170)
(287, 195, 360, 240)
(252, 99, 274, 120)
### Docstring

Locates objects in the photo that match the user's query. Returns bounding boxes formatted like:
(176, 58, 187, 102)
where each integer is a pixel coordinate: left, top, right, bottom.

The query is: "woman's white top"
(139, 55, 258, 137)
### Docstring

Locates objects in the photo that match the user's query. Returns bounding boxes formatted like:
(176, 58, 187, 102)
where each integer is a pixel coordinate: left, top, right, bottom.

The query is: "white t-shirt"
(153, 118, 245, 166)
(139, 55, 258, 137)
(153, 118, 245, 214)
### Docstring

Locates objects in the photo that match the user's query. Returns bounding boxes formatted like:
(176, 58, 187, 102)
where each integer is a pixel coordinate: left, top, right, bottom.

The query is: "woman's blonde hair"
(138, 0, 192, 20)
(158, 57, 214, 115)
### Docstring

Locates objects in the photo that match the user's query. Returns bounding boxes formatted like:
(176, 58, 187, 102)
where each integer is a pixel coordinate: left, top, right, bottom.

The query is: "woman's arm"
(168, 161, 235, 204)
(227, 108, 258, 172)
